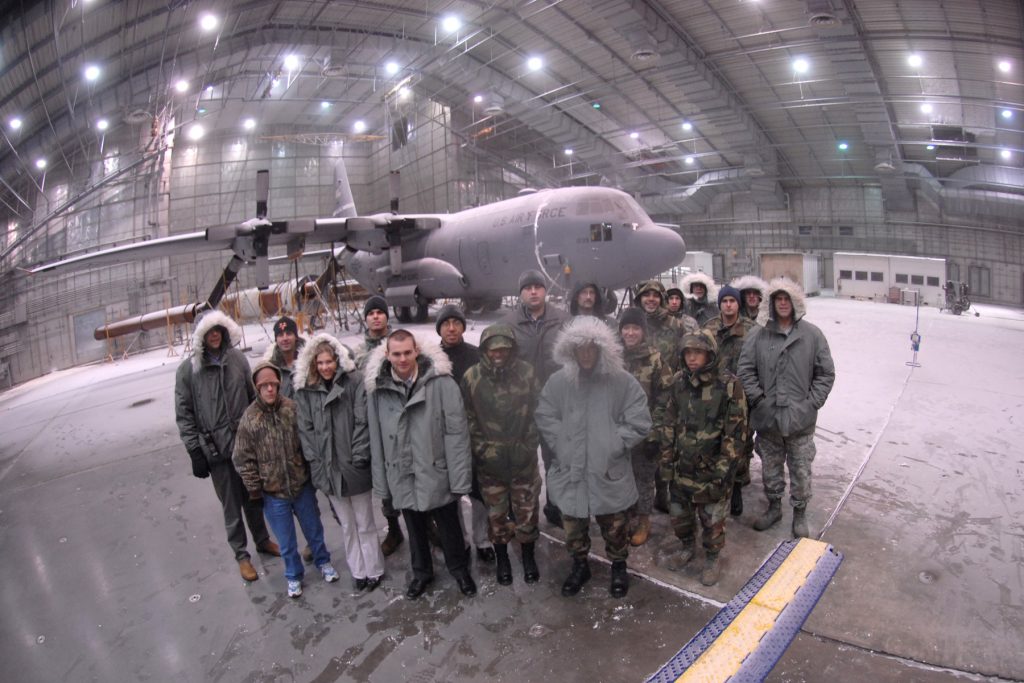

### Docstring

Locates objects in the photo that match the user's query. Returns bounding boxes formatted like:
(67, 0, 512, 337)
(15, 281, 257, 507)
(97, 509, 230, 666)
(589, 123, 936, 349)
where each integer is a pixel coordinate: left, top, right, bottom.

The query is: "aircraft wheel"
(413, 303, 430, 323)
(395, 306, 413, 323)
(483, 297, 502, 312)
(462, 299, 486, 315)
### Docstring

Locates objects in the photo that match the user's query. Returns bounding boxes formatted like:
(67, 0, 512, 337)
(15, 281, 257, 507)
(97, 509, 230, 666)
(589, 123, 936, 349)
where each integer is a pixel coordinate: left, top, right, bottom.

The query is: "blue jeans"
(262, 483, 330, 581)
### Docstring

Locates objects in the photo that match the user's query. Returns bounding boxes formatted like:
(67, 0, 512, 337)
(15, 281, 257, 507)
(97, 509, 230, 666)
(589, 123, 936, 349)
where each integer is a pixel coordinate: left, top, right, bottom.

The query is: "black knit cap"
(363, 295, 389, 319)
(274, 316, 298, 338)
(435, 304, 466, 334)
(518, 269, 546, 292)
(618, 306, 647, 331)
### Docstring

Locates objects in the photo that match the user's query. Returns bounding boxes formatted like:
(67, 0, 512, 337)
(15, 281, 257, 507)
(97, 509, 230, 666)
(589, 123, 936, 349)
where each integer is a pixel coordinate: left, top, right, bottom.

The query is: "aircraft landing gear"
(394, 303, 430, 323)
(462, 297, 502, 315)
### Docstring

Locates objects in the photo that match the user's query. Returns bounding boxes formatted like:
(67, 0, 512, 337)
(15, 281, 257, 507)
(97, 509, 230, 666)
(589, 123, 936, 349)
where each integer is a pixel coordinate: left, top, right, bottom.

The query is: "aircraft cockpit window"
(590, 223, 614, 242)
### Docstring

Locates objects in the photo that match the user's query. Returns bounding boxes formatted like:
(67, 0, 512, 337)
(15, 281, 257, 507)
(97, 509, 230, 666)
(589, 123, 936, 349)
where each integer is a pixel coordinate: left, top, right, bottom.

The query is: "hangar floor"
(0, 296, 1020, 682)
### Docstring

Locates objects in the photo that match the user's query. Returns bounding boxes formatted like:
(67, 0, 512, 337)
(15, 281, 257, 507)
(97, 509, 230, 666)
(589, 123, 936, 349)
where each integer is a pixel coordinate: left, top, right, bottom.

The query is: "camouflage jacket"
(460, 356, 541, 480)
(702, 315, 757, 375)
(659, 366, 748, 504)
(622, 343, 673, 445)
(643, 306, 698, 373)
(355, 328, 389, 371)
(232, 395, 310, 500)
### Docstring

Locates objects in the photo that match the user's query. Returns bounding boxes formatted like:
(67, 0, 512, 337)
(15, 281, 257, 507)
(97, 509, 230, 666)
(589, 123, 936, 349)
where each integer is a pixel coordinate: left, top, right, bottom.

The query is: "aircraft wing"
(30, 231, 228, 274)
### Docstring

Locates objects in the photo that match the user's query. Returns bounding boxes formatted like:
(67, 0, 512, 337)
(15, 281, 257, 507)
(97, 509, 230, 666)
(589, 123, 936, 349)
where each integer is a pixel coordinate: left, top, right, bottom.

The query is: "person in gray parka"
(365, 329, 477, 600)
(535, 316, 652, 599)
(174, 310, 276, 581)
(294, 333, 385, 592)
(737, 277, 836, 538)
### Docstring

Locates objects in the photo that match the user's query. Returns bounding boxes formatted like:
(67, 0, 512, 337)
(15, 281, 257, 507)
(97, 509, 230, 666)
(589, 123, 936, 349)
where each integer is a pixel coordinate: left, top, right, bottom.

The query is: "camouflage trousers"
(562, 511, 630, 562)
(756, 429, 816, 508)
(478, 470, 542, 545)
(733, 425, 757, 488)
(629, 443, 659, 516)
(669, 484, 730, 553)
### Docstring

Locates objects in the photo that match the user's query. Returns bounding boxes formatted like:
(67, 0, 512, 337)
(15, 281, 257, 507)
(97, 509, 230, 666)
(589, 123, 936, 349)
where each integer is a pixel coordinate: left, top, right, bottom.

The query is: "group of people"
(174, 266, 834, 601)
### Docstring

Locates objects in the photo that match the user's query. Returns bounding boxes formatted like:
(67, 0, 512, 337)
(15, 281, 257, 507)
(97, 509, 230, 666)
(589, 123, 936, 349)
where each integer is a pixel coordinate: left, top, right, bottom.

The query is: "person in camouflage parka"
(460, 324, 543, 586)
(658, 330, 748, 586)
(632, 279, 698, 373)
(617, 307, 672, 547)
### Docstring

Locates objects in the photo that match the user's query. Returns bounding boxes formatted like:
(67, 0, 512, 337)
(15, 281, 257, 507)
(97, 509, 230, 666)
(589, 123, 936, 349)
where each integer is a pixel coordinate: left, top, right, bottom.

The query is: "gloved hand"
(189, 451, 210, 479)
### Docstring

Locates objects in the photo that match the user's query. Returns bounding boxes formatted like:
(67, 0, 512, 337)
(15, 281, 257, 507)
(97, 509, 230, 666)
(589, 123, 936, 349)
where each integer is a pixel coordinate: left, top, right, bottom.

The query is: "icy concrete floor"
(0, 297, 1020, 682)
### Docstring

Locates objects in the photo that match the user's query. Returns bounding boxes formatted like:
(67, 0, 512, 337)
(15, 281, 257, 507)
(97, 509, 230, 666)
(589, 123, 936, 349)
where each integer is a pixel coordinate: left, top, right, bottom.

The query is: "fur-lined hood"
(293, 332, 356, 390)
(364, 333, 452, 393)
(190, 310, 245, 371)
(680, 272, 718, 302)
(551, 316, 625, 382)
(757, 277, 808, 325)
(731, 274, 768, 298)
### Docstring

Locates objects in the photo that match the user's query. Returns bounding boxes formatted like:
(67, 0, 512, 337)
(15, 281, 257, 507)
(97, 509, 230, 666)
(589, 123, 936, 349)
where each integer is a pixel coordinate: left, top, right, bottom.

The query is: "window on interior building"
(895, 273, 908, 283)
(839, 226, 854, 236)
(926, 276, 940, 287)
(798, 225, 812, 235)
(839, 270, 852, 280)
(968, 265, 991, 297)
(911, 275, 924, 285)
(871, 272, 883, 282)
(855, 271, 868, 280)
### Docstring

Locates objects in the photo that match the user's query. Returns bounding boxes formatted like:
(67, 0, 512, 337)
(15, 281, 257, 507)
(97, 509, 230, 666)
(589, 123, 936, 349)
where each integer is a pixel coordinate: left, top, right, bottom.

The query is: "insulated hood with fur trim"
(363, 333, 452, 393)
(680, 272, 718, 302)
(190, 310, 245, 371)
(731, 274, 768, 299)
(293, 332, 357, 390)
(757, 277, 808, 325)
(551, 316, 625, 382)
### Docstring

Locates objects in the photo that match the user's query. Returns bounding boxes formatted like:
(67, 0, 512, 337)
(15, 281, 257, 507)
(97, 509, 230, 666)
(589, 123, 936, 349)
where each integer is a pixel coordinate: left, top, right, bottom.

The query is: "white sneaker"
(320, 563, 340, 583)
(287, 579, 302, 598)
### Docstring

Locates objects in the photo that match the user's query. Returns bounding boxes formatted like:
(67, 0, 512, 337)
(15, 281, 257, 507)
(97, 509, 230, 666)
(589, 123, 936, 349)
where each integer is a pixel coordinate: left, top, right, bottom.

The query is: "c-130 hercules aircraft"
(30, 157, 686, 325)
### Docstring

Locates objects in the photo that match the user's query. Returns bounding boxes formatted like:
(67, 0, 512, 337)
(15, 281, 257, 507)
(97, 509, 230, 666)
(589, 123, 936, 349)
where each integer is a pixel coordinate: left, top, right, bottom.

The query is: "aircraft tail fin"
(333, 156, 357, 218)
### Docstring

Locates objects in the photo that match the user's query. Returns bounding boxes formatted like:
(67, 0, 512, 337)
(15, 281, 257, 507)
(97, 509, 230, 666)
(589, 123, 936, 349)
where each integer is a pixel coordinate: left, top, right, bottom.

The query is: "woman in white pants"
(295, 333, 385, 591)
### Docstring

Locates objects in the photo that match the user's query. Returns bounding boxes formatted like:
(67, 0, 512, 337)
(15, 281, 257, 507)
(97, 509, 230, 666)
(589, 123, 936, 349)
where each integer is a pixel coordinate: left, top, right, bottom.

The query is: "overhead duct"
(903, 163, 1024, 220)
(639, 169, 751, 215)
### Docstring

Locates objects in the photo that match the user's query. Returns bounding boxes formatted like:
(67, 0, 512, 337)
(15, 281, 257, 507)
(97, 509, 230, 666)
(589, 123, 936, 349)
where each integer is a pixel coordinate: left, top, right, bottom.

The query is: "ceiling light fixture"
(629, 131, 639, 139)
(321, 101, 331, 109)
(998, 60, 1011, 73)
(682, 121, 693, 132)
(35, 158, 47, 169)
(9, 117, 22, 131)
(398, 87, 410, 99)
(385, 61, 399, 76)
(96, 118, 109, 131)
(284, 55, 300, 71)
(442, 15, 461, 33)
(908, 54, 923, 68)
(473, 95, 483, 103)
(1001, 149, 1012, 160)
(527, 56, 543, 71)
(187, 124, 205, 140)
(199, 13, 218, 31)
(792, 58, 809, 74)
(926, 144, 936, 151)
(564, 148, 573, 156)
(1001, 109, 1013, 120)
(353, 120, 367, 134)
(837, 141, 849, 151)
(684, 156, 694, 165)
(174, 79, 189, 93)
(920, 103, 933, 114)
(243, 118, 256, 130)
(592, 102, 601, 110)
(84, 64, 101, 81)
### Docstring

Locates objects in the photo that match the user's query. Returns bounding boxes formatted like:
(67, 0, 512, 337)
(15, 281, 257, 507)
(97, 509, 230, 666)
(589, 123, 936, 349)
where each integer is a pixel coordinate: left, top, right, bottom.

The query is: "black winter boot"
(521, 542, 540, 584)
(609, 560, 629, 598)
(380, 516, 404, 556)
(792, 507, 809, 538)
(730, 483, 744, 517)
(494, 544, 513, 585)
(654, 480, 670, 514)
(561, 557, 592, 597)
(753, 500, 783, 531)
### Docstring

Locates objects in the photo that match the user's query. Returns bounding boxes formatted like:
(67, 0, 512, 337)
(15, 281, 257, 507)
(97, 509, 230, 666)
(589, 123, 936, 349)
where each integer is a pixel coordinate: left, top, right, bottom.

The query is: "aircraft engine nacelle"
(376, 257, 467, 302)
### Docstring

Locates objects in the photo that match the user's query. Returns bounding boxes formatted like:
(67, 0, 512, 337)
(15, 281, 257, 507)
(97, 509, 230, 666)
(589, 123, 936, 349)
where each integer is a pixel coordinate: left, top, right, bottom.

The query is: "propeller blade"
(256, 169, 269, 219)
(205, 255, 245, 309)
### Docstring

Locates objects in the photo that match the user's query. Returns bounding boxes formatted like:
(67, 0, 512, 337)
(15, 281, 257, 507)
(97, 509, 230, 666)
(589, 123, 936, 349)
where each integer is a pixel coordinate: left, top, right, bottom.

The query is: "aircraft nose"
(646, 224, 686, 271)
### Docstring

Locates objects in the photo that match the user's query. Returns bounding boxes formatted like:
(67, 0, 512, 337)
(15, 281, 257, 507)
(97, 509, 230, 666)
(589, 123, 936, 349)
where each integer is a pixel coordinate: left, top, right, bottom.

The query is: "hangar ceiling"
(0, 0, 1021, 231)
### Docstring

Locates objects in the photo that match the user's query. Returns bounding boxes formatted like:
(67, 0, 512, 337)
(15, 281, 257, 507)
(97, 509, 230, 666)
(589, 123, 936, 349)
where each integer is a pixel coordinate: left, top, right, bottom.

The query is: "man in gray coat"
(737, 277, 836, 538)
(174, 311, 277, 581)
(535, 317, 652, 599)
(365, 329, 477, 600)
